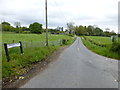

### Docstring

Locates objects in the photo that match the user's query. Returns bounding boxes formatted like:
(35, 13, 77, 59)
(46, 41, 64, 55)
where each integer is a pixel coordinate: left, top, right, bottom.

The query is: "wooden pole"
(4, 43, 10, 62)
(19, 41, 23, 54)
(45, 0, 48, 46)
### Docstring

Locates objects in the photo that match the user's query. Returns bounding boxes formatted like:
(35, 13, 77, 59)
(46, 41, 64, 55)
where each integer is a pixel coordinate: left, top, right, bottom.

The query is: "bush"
(110, 42, 120, 54)
(62, 39, 69, 45)
(29, 22, 43, 34)
(67, 34, 74, 37)
(22, 31, 30, 34)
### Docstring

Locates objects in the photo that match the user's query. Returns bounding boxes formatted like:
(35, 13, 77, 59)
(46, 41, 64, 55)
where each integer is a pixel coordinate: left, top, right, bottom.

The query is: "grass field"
(2, 32, 76, 81)
(81, 36, 119, 60)
(2, 32, 71, 43)
(85, 36, 113, 45)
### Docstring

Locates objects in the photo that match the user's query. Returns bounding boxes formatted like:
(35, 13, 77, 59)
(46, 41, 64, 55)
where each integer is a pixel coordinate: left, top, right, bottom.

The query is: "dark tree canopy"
(29, 22, 43, 34)
(2, 22, 10, 26)
(2, 22, 11, 31)
(74, 25, 117, 37)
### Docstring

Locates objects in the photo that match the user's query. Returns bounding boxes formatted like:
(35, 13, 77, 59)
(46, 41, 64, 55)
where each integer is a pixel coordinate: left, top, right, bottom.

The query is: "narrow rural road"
(21, 37, 118, 88)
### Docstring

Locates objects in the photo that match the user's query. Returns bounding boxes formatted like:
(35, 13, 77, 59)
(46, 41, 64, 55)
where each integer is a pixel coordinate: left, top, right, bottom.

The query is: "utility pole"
(45, 0, 48, 46)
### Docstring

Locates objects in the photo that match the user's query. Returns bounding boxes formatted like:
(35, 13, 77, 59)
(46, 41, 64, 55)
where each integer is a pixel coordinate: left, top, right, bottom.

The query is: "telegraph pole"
(45, 0, 48, 46)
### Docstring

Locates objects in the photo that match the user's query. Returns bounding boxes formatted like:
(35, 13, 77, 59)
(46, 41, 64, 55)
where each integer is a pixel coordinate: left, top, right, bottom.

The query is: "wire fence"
(2, 39, 67, 50)
(22, 40, 62, 48)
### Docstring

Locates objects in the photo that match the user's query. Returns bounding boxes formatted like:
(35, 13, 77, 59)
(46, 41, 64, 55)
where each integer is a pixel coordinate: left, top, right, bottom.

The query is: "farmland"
(2, 32, 71, 43)
(85, 36, 113, 45)
(81, 36, 119, 60)
(2, 32, 75, 81)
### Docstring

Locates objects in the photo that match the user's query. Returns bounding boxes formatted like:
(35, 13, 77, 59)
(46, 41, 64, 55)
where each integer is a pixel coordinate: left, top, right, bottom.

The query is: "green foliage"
(81, 36, 119, 60)
(49, 29, 65, 34)
(86, 25, 94, 36)
(74, 25, 117, 37)
(85, 36, 112, 45)
(62, 39, 67, 45)
(75, 25, 87, 36)
(110, 42, 120, 53)
(2, 25, 11, 31)
(2, 22, 10, 26)
(22, 31, 30, 34)
(67, 22, 75, 34)
(66, 34, 74, 37)
(2, 33, 72, 43)
(21, 27, 29, 31)
(62, 38, 75, 45)
(2, 46, 59, 78)
(2, 32, 75, 79)
(92, 27, 103, 36)
(29, 22, 42, 34)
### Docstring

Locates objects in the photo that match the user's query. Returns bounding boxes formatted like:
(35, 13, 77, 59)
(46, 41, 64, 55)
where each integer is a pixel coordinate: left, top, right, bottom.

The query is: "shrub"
(62, 39, 69, 45)
(22, 31, 30, 34)
(110, 42, 120, 54)
(67, 34, 74, 37)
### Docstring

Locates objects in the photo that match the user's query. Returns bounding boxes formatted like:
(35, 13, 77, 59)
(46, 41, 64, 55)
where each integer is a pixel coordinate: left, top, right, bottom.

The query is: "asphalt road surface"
(21, 37, 118, 88)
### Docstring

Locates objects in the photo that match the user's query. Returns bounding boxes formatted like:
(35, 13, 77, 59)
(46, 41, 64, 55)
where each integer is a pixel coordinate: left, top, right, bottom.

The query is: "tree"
(93, 27, 103, 36)
(29, 22, 43, 34)
(87, 25, 94, 36)
(14, 22, 21, 33)
(74, 25, 87, 36)
(109, 30, 116, 36)
(21, 27, 29, 31)
(2, 22, 10, 26)
(67, 22, 75, 34)
(1, 22, 11, 31)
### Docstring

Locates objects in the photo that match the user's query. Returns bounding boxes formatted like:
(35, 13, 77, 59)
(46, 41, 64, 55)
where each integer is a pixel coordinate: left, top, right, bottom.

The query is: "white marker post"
(4, 41, 23, 62)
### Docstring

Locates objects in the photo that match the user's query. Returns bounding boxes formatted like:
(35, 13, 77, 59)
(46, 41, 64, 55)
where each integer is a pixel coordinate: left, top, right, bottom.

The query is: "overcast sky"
(0, 0, 119, 32)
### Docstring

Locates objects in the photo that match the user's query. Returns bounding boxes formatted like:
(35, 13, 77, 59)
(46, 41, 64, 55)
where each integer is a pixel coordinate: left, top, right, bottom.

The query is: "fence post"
(19, 41, 23, 54)
(31, 40, 32, 47)
(4, 43, 10, 62)
(61, 39, 63, 45)
(12, 40, 14, 43)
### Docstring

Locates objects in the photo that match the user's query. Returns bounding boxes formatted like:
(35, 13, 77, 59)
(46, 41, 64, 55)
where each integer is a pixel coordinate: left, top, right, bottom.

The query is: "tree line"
(66, 22, 118, 37)
(1, 21, 64, 34)
(1, 21, 119, 37)
(1, 22, 43, 34)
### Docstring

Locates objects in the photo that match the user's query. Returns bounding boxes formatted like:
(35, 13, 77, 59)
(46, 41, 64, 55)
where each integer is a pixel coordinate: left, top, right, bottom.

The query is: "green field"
(2, 32, 71, 43)
(2, 32, 75, 82)
(85, 36, 113, 45)
(81, 36, 119, 60)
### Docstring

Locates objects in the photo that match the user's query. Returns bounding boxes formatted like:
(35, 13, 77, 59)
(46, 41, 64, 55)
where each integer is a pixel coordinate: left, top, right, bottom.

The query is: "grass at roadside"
(2, 46, 59, 78)
(2, 32, 76, 81)
(81, 36, 119, 60)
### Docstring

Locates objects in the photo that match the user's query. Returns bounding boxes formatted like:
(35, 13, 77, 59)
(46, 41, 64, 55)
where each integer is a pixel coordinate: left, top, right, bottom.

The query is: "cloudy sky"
(0, 0, 119, 32)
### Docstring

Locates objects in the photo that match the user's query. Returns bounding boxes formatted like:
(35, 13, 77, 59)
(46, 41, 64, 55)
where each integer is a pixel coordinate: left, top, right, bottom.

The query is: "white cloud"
(0, 0, 119, 33)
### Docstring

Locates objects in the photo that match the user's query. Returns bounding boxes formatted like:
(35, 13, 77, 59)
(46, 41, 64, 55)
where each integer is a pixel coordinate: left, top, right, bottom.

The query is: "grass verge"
(2, 35, 76, 86)
(81, 36, 119, 60)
